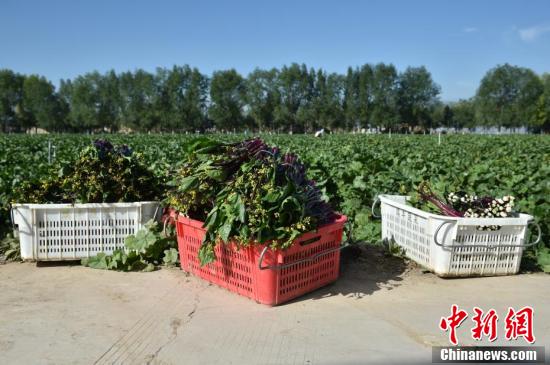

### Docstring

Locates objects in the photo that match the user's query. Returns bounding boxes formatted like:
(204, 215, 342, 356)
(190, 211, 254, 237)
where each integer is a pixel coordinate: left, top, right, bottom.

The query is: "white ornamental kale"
(443, 191, 517, 231)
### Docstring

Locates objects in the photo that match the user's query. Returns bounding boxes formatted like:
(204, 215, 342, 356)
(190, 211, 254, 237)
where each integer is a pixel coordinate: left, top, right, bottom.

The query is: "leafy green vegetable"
(83, 252, 111, 270)
(0, 133, 548, 270)
(163, 248, 179, 266)
(167, 138, 336, 265)
(12, 139, 161, 204)
(81, 220, 178, 271)
(0, 233, 21, 261)
(535, 247, 550, 273)
(414, 181, 519, 226)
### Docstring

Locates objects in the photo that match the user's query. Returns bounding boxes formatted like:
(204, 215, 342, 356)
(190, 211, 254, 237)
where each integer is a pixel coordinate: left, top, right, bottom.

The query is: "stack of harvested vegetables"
(167, 138, 337, 264)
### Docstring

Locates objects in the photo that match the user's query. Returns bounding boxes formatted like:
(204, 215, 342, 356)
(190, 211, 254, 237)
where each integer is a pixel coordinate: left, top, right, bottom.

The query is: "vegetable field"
(1, 133, 549, 269)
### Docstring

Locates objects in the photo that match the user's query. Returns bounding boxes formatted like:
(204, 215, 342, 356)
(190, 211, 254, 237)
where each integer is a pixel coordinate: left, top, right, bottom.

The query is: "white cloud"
(463, 27, 478, 33)
(518, 25, 550, 42)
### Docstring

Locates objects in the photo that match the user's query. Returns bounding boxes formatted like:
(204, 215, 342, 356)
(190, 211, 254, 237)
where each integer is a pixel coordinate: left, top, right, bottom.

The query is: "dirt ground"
(1, 247, 549, 365)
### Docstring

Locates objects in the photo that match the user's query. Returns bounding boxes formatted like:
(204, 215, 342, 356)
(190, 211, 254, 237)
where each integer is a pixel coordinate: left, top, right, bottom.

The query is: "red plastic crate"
(175, 214, 347, 305)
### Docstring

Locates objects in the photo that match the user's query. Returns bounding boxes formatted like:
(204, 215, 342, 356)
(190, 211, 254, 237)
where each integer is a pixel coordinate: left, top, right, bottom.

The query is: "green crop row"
(1, 133, 548, 268)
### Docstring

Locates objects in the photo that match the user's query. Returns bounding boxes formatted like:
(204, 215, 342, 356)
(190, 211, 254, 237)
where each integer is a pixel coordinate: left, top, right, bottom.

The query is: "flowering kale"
(93, 139, 114, 158)
(115, 144, 133, 157)
(167, 138, 338, 265)
(16, 140, 159, 204)
(416, 182, 517, 231)
(417, 182, 463, 217)
(94, 139, 133, 158)
(447, 192, 516, 219)
(93, 139, 114, 151)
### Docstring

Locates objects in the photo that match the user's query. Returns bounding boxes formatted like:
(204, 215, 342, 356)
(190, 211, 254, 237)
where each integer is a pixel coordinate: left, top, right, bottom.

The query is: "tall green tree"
(186, 68, 209, 131)
(209, 69, 246, 131)
(451, 99, 476, 129)
(343, 67, 360, 130)
(311, 70, 344, 130)
(0, 70, 25, 132)
(369, 63, 400, 129)
(295, 67, 317, 132)
(275, 63, 314, 132)
(357, 64, 374, 127)
(65, 74, 99, 131)
(397, 66, 441, 128)
(430, 102, 455, 128)
(161, 66, 208, 131)
(430, 101, 445, 128)
(57, 79, 75, 131)
(65, 71, 120, 132)
(245, 68, 279, 131)
(534, 73, 550, 132)
(475, 64, 543, 129)
(119, 70, 161, 131)
(100, 70, 121, 131)
(22, 75, 66, 131)
(442, 105, 454, 127)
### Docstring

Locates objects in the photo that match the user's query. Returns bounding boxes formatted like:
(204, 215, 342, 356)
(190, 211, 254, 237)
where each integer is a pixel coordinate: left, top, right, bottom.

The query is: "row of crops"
(1, 133, 549, 269)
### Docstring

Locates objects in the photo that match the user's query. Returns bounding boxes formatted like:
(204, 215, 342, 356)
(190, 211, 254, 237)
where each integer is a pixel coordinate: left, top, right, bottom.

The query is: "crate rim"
(378, 194, 534, 225)
(12, 201, 160, 209)
(175, 212, 347, 245)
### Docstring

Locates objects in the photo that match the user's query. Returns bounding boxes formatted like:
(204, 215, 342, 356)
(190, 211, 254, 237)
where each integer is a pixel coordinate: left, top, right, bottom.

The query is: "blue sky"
(1, 0, 549, 101)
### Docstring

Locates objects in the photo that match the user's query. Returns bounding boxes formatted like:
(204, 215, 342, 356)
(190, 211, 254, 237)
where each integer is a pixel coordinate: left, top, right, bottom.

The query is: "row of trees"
(1, 63, 549, 133)
(432, 65, 550, 131)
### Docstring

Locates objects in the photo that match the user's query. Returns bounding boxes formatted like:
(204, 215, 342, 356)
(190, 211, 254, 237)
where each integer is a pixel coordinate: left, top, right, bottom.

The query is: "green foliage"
(397, 66, 441, 128)
(245, 68, 280, 130)
(536, 73, 550, 132)
(450, 99, 476, 129)
(311, 70, 345, 131)
(64, 71, 120, 132)
(167, 138, 335, 265)
(536, 247, 550, 273)
(2, 63, 550, 133)
(0, 133, 548, 271)
(209, 70, 247, 131)
(0, 69, 26, 132)
(431, 103, 455, 128)
(384, 238, 407, 258)
(0, 233, 21, 261)
(161, 65, 209, 131)
(22, 75, 65, 132)
(476, 64, 544, 129)
(81, 220, 178, 271)
(370, 63, 400, 128)
(60, 143, 160, 203)
(275, 63, 315, 132)
(12, 139, 161, 204)
(118, 69, 163, 132)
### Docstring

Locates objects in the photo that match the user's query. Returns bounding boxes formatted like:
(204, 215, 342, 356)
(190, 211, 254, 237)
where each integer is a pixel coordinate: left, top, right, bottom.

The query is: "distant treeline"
(1, 63, 549, 133)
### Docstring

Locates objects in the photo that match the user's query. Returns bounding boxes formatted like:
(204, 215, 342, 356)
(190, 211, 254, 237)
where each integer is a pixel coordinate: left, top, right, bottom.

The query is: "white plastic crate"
(376, 195, 540, 277)
(11, 202, 160, 261)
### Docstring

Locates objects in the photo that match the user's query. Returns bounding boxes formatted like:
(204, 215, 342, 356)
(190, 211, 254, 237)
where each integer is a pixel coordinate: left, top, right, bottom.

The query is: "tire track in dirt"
(93, 275, 202, 365)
